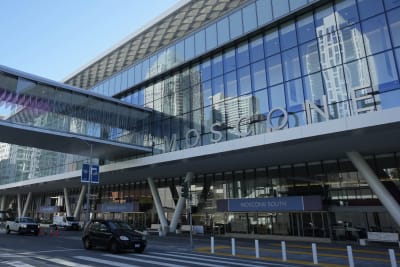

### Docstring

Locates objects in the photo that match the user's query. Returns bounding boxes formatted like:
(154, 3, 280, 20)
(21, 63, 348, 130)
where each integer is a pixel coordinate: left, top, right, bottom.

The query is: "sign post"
(80, 143, 100, 226)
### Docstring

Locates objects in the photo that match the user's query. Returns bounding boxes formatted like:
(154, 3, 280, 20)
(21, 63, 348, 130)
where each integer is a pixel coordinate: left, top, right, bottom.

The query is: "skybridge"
(0, 65, 153, 159)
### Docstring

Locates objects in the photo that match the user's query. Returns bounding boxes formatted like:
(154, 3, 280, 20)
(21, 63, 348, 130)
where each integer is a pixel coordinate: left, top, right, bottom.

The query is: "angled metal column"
(0, 196, 5, 220)
(170, 172, 193, 232)
(21, 192, 32, 217)
(17, 194, 22, 218)
(347, 151, 400, 227)
(64, 188, 71, 217)
(147, 177, 168, 235)
(73, 185, 87, 220)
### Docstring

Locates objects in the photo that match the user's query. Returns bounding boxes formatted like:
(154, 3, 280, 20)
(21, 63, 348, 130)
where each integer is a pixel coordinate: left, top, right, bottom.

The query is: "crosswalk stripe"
(2, 261, 36, 267)
(74, 256, 140, 267)
(169, 252, 298, 267)
(151, 252, 267, 267)
(35, 255, 94, 267)
(105, 254, 188, 267)
(109, 253, 226, 267)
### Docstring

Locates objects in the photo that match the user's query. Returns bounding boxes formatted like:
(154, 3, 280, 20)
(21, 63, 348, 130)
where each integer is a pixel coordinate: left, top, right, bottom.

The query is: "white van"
(53, 216, 80, 230)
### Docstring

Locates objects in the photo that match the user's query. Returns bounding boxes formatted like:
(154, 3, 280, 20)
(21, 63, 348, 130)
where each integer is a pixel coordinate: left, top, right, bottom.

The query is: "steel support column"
(17, 194, 21, 218)
(170, 172, 193, 232)
(347, 151, 400, 227)
(64, 188, 71, 217)
(21, 192, 32, 217)
(73, 185, 87, 220)
(147, 177, 168, 235)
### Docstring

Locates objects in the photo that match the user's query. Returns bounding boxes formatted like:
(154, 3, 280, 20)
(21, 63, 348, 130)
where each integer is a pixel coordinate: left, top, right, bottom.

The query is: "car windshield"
(108, 221, 133, 230)
(19, 217, 34, 223)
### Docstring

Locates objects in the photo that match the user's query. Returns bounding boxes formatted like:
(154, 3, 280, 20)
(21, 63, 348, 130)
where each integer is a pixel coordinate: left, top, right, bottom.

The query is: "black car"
(82, 220, 146, 253)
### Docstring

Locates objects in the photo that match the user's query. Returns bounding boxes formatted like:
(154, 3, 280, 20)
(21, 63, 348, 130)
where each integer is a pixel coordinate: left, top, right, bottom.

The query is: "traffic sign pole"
(85, 143, 93, 226)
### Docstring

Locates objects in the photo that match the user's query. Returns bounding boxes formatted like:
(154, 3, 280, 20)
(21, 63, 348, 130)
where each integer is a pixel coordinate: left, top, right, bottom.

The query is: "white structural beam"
(0, 196, 5, 220)
(73, 185, 87, 219)
(17, 194, 21, 218)
(170, 172, 193, 232)
(64, 188, 71, 217)
(147, 177, 169, 235)
(21, 192, 32, 217)
(347, 151, 400, 227)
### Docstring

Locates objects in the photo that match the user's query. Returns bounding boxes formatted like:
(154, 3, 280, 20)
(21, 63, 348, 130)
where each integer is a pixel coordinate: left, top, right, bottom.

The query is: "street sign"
(81, 163, 90, 182)
(81, 163, 100, 183)
(91, 165, 100, 183)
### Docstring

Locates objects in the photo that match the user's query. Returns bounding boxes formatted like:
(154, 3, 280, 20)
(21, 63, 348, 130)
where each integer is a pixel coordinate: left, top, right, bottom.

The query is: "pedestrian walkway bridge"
(0, 65, 153, 159)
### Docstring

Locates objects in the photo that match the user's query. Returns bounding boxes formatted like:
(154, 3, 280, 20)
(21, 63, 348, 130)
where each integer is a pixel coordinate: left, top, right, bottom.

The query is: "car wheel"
(109, 240, 120, 254)
(6, 226, 10, 234)
(83, 237, 92, 250)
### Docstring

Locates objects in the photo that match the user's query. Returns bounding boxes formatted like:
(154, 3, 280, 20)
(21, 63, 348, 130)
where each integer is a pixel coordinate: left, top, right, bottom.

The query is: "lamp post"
(84, 142, 93, 226)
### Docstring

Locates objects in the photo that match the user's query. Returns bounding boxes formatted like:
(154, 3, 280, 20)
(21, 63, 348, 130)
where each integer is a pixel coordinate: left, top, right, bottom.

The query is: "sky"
(0, 0, 180, 82)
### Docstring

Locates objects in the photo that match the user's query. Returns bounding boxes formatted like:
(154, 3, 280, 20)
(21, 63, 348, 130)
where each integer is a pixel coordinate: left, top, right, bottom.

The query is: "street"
(0, 229, 307, 267)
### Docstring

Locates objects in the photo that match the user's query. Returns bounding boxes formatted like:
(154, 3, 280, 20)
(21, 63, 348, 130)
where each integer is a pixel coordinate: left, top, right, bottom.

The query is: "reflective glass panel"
(128, 66, 135, 87)
(319, 31, 342, 69)
(166, 45, 176, 68)
(176, 41, 185, 64)
(251, 60, 267, 91)
(335, 0, 358, 29)
(149, 55, 157, 77)
(212, 76, 224, 101)
(296, 13, 316, 44)
(195, 30, 206, 56)
(339, 23, 366, 63)
(158, 50, 167, 73)
(362, 14, 391, 56)
(256, 0, 273, 26)
(238, 66, 252, 96)
(254, 88, 269, 114)
(323, 66, 348, 103)
(212, 54, 223, 78)
(229, 10, 243, 39)
(225, 71, 238, 98)
(202, 80, 212, 107)
(384, 0, 400, 9)
(343, 58, 371, 90)
(368, 51, 399, 92)
(290, 0, 307, 10)
(223, 48, 236, 73)
(282, 47, 301, 81)
(206, 23, 218, 51)
(217, 17, 230, 45)
(303, 72, 325, 103)
(300, 40, 320, 75)
(249, 35, 264, 62)
(269, 84, 286, 109)
(272, 0, 289, 18)
(201, 60, 212, 82)
(388, 8, 400, 47)
(314, 4, 336, 34)
(357, 0, 384, 20)
(280, 21, 297, 50)
(285, 78, 304, 112)
(266, 54, 283, 86)
(185, 35, 195, 61)
(237, 42, 250, 68)
(134, 63, 142, 84)
(243, 3, 257, 33)
(380, 89, 400, 109)
(264, 29, 280, 56)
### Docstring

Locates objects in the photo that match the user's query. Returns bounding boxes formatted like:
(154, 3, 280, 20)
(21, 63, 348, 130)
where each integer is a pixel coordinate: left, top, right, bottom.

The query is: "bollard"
(312, 243, 318, 264)
(281, 241, 287, 261)
(211, 236, 215, 254)
(255, 240, 260, 258)
(389, 249, 398, 267)
(347, 245, 355, 267)
(231, 238, 236, 256)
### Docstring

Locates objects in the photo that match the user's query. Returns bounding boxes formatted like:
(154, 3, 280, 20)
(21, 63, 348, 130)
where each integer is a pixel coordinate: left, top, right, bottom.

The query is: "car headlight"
(141, 235, 146, 241)
(119, 235, 129, 241)
(21, 224, 27, 228)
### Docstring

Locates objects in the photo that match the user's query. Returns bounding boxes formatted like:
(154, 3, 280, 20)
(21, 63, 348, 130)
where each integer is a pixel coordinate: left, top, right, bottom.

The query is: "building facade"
(1, 0, 400, 242)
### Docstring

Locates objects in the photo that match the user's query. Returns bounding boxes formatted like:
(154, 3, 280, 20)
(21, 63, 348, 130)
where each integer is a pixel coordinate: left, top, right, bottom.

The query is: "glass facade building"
(1, 0, 400, 242)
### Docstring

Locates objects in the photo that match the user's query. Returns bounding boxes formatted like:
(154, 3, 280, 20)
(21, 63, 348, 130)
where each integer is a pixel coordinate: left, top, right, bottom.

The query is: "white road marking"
(2, 261, 36, 267)
(74, 256, 140, 267)
(35, 255, 94, 267)
(106, 254, 188, 267)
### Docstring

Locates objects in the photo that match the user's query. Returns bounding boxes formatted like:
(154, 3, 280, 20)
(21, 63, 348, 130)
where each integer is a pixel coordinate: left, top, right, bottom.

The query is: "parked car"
(6, 217, 39, 235)
(53, 215, 80, 230)
(82, 220, 146, 253)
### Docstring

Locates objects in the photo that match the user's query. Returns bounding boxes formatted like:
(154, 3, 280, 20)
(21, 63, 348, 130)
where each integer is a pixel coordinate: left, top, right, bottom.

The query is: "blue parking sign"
(91, 165, 100, 183)
(81, 163, 90, 182)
